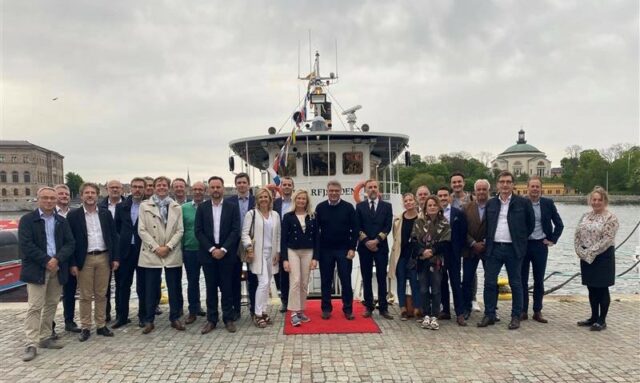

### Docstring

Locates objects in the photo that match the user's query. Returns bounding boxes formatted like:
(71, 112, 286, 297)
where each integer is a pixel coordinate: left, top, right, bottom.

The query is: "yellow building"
(514, 182, 572, 196)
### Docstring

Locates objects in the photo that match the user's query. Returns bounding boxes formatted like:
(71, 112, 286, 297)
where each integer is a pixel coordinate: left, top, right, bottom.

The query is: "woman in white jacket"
(242, 187, 281, 328)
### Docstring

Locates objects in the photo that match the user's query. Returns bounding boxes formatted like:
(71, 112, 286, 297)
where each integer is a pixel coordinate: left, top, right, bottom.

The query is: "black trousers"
(203, 255, 236, 324)
(62, 273, 77, 323)
(141, 266, 183, 324)
(232, 259, 257, 317)
(440, 251, 464, 316)
(319, 248, 353, 314)
(274, 256, 289, 308)
(114, 245, 140, 322)
(359, 247, 389, 312)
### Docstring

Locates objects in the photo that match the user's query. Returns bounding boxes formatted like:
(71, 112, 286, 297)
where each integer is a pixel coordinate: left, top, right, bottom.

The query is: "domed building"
(491, 130, 551, 178)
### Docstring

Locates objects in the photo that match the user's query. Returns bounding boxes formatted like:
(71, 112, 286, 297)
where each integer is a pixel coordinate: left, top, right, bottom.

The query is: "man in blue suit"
(521, 176, 564, 323)
(356, 179, 394, 319)
(478, 170, 535, 330)
(272, 176, 294, 313)
(225, 172, 257, 320)
(195, 176, 241, 333)
(436, 186, 468, 326)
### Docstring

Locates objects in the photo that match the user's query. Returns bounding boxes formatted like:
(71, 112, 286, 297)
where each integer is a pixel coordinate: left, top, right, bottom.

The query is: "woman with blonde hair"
(574, 186, 619, 331)
(242, 187, 281, 328)
(389, 193, 421, 320)
(281, 189, 318, 326)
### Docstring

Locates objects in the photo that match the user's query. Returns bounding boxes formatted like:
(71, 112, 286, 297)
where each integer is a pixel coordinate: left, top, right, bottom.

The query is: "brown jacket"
(463, 201, 487, 258)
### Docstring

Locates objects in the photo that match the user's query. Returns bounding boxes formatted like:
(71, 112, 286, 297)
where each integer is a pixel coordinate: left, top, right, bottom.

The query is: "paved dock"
(0, 296, 638, 383)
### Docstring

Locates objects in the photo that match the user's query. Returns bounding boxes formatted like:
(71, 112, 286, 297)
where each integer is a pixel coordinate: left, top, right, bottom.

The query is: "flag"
(291, 128, 297, 144)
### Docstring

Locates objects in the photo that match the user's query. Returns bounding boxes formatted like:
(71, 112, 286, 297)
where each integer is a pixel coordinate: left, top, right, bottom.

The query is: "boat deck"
(0, 295, 638, 382)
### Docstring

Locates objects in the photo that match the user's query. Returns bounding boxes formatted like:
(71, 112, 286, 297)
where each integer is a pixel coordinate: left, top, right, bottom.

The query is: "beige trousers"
(78, 253, 110, 329)
(287, 248, 313, 312)
(25, 270, 62, 346)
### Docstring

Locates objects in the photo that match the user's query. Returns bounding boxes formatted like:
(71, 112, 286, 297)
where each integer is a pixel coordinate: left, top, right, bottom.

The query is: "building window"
(11, 156, 18, 163)
(24, 171, 31, 183)
(0, 171, 6, 183)
(12, 171, 19, 183)
(513, 161, 522, 176)
(0, 155, 4, 162)
(303, 152, 336, 176)
(13, 188, 19, 196)
(343, 152, 363, 175)
(23, 155, 29, 163)
(25, 188, 31, 196)
(1, 188, 6, 196)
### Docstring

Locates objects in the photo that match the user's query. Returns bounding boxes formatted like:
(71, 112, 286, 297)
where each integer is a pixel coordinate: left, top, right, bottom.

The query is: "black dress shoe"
(65, 321, 82, 333)
(438, 313, 452, 320)
(532, 312, 548, 323)
(577, 318, 596, 327)
(185, 314, 197, 325)
(380, 312, 394, 320)
(344, 313, 355, 320)
(321, 312, 331, 320)
(97, 327, 114, 337)
(201, 321, 216, 334)
(520, 313, 529, 321)
(225, 321, 237, 333)
(508, 317, 520, 330)
(197, 310, 206, 317)
(477, 316, 495, 327)
(456, 315, 467, 326)
(362, 310, 373, 318)
(463, 311, 471, 321)
(112, 320, 129, 329)
(590, 322, 607, 331)
(138, 321, 145, 328)
(142, 323, 155, 334)
(79, 329, 91, 342)
(171, 320, 186, 331)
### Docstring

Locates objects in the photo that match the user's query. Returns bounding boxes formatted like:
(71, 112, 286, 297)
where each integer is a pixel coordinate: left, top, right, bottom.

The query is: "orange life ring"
(353, 181, 366, 204)
(265, 183, 282, 198)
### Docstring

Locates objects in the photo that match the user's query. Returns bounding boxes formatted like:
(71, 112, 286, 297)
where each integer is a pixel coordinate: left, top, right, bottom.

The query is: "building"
(513, 182, 572, 196)
(0, 140, 64, 202)
(491, 130, 551, 178)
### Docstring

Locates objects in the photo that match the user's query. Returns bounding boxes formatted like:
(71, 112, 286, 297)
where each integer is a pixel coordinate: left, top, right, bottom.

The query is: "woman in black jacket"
(281, 189, 317, 327)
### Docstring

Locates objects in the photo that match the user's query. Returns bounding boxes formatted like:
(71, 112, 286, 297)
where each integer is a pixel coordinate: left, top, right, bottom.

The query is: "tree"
(477, 151, 493, 167)
(574, 150, 608, 192)
(65, 172, 84, 198)
(408, 173, 441, 194)
(565, 145, 582, 159)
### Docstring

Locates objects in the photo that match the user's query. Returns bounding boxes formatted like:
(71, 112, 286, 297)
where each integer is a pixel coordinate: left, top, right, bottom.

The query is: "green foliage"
(65, 172, 84, 198)
(398, 153, 490, 193)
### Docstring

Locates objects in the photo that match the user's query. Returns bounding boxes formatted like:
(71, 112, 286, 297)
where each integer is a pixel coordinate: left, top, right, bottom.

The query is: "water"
(2, 203, 639, 295)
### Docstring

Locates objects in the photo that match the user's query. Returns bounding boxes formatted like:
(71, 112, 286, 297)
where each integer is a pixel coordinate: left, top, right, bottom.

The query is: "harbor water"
(2, 202, 639, 295)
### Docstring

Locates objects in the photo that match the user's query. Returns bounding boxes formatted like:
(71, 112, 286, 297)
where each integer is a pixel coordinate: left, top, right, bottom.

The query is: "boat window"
(276, 154, 297, 177)
(343, 152, 363, 175)
(303, 152, 336, 176)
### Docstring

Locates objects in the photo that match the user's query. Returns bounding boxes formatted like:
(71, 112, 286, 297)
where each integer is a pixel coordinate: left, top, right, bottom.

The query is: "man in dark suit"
(436, 186, 468, 326)
(478, 170, 535, 330)
(462, 179, 490, 320)
(315, 180, 358, 320)
(98, 179, 124, 322)
(226, 172, 257, 320)
(195, 176, 241, 334)
(521, 176, 564, 323)
(20, 187, 75, 362)
(67, 182, 119, 341)
(272, 176, 294, 313)
(356, 179, 393, 319)
(112, 177, 146, 329)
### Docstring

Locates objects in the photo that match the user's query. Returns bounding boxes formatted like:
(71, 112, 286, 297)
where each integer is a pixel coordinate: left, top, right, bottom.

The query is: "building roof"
(0, 140, 64, 158)
(498, 130, 543, 155)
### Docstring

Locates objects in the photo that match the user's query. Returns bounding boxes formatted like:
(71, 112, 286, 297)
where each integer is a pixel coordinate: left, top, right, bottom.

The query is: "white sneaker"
(472, 301, 481, 312)
(430, 318, 440, 330)
(421, 316, 432, 329)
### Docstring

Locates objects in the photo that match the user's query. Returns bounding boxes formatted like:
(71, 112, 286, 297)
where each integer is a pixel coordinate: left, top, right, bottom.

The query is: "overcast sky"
(2, 0, 638, 184)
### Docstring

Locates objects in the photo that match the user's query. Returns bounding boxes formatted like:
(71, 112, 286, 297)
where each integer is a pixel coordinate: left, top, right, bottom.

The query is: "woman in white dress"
(242, 187, 281, 328)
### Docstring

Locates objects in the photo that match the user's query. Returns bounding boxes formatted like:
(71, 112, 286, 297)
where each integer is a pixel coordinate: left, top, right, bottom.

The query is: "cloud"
(2, 0, 638, 184)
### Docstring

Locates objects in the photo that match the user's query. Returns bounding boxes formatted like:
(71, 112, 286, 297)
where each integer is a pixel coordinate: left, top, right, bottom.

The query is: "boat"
(0, 222, 24, 293)
(228, 51, 410, 297)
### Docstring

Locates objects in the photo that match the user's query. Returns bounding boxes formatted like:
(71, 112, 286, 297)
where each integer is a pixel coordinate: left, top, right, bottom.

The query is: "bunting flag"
(291, 127, 297, 144)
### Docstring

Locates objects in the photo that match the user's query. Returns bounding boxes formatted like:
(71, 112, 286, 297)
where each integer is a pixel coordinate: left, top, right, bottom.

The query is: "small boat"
(0, 224, 24, 293)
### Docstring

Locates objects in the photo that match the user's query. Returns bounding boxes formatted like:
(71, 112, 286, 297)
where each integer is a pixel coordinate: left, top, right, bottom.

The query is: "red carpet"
(283, 299, 381, 335)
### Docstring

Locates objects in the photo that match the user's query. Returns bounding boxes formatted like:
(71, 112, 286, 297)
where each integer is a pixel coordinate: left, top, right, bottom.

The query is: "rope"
(615, 219, 640, 250)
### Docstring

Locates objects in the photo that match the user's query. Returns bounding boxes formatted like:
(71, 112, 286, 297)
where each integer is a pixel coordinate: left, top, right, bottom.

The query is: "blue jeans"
(183, 250, 203, 316)
(396, 256, 421, 310)
(319, 248, 353, 314)
(521, 240, 548, 313)
(483, 243, 524, 319)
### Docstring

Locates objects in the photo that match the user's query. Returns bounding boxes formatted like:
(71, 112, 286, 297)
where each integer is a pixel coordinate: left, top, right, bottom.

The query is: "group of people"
(18, 170, 619, 362)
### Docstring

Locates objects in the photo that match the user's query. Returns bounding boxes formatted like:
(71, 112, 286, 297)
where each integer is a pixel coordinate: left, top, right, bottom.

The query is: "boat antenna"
(335, 38, 338, 81)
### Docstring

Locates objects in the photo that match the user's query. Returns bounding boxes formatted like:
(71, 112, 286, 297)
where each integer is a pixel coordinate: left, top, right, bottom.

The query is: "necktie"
(370, 200, 375, 215)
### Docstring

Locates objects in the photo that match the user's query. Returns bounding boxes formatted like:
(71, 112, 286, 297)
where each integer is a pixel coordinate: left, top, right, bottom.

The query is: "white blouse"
(574, 210, 619, 264)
